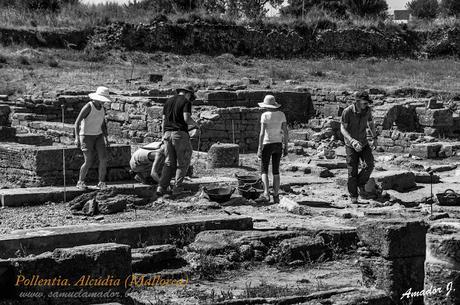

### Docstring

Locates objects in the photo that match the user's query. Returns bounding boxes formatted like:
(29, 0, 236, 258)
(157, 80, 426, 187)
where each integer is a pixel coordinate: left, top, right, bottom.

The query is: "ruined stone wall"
(309, 88, 460, 154)
(90, 22, 460, 58)
(1, 23, 459, 58)
(0, 143, 131, 187)
(8, 89, 313, 152)
(6, 87, 460, 155)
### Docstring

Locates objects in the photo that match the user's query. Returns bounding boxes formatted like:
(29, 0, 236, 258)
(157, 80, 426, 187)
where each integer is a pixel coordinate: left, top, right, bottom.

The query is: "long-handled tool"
(61, 104, 67, 204)
(426, 167, 434, 216)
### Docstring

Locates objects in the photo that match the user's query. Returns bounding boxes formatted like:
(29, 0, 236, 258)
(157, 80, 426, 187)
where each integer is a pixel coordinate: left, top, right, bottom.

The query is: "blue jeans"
(159, 131, 192, 189)
(346, 145, 374, 198)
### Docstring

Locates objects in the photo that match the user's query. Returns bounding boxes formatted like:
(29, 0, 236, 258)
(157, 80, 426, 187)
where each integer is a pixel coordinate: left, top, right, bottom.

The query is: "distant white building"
(393, 9, 411, 23)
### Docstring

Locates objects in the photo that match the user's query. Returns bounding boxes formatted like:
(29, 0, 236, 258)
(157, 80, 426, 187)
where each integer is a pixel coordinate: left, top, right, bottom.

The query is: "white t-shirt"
(260, 111, 286, 144)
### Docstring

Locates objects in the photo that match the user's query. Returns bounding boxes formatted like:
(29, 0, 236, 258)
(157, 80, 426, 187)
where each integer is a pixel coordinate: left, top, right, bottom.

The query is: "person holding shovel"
(340, 91, 377, 204)
(74, 86, 111, 190)
(256, 95, 289, 204)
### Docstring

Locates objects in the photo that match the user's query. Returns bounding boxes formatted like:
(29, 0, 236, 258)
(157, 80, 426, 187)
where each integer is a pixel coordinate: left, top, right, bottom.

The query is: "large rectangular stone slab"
(357, 219, 428, 259)
(0, 183, 155, 207)
(0, 243, 130, 304)
(0, 143, 131, 187)
(409, 143, 442, 159)
(0, 126, 16, 141)
(372, 170, 416, 191)
(359, 256, 425, 304)
(0, 215, 253, 258)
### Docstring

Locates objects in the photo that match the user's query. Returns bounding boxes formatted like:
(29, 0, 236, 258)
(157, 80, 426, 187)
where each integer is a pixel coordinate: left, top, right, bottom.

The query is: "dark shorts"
(260, 143, 282, 175)
(80, 134, 107, 159)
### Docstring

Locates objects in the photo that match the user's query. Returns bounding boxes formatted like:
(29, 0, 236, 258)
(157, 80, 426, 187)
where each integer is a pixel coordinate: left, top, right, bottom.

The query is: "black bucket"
(235, 173, 263, 189)
(203, 186, 235, 203)
(237, 185, 264, 200)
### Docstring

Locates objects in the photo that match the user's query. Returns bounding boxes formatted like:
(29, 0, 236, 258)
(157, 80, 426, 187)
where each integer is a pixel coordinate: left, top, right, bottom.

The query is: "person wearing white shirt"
(256, 95, 289, 204)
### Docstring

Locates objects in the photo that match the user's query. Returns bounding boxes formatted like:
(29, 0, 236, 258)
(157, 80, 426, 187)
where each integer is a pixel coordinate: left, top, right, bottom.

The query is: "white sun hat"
(258, 95, 281, 109)
(88, 86, 111, 103)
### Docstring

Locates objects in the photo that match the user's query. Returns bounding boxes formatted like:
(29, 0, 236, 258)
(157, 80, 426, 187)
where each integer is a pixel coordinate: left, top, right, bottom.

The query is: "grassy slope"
(1, 46, 459, 96)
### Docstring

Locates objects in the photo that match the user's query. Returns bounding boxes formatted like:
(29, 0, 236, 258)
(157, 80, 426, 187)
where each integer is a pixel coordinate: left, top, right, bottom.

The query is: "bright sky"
(82, 0, 409, 13)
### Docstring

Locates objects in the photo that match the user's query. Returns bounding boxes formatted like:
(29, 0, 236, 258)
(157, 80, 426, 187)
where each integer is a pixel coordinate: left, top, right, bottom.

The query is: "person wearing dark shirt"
(158, 85, 200, 196)
(341, 91, 378, 204)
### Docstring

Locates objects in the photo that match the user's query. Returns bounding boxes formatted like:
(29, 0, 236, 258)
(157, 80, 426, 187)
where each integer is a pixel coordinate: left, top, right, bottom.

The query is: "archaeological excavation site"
(0, 84, 458, 305)
(0, 2, 459, 304)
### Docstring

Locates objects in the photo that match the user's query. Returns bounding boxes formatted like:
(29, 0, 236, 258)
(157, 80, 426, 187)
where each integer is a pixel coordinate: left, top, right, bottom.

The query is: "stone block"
(289, 130, 309, 141)
(188, 230, 298, 255)
(438, 143, 454, 158)
(426, 221, 460, 266)
(0, 216, 252, 259)
(146, 106, 163, 120)
(372, 170, 416, 191)
(131, 244, 178, 272)
(416, 108, 453, 127)
(409, 143, 442, 159)
(424, 262, 460, 305)
(0, 243, 131, 303)
(277, 236, 330, 263)
(148, 73, 163, 83)
(359, 256, 425, 303)
(0, 126, 16, 141)
(15, 134, 53, 146)
(203, 91, 237, 102)
(106, 110, 128, 122)
(357, 219, 428, 258)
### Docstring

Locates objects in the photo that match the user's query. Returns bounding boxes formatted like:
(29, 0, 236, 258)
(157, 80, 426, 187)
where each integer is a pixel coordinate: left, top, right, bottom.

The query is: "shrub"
(440, 0, 460, 16)
(1, 0, 80, 12)
(17, 56, 30, 66)
(343, 0, 388, 17)
(280, 0, 347, 17)
(406, 0, 439, 19)
(48, 58, 59, 67)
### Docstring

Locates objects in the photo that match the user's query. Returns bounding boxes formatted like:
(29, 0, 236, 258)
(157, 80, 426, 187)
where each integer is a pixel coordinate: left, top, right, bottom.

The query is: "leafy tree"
(200, 0, 284, 19)
(280, 0, 347, 17)
(343, 0, 389, 17)
(236, 0, 285, 19)
(406, 0, 439, 19)
(440, 0, 460, 16)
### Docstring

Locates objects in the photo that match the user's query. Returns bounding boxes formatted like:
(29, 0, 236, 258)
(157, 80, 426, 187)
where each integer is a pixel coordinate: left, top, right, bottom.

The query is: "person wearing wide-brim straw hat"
(74, 86, 111, 190)
(256, 95, 289, 204)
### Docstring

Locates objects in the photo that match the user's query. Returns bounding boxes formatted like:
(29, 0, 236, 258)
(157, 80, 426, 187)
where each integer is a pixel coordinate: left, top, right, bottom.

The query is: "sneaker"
(157, 186, 166, 196)
(97, 182, 107, 190)
(76, 181, 88, 190)
(255, 194, 270, 203)
(358, 186, 375, 199)
(273, 194, 280, 204)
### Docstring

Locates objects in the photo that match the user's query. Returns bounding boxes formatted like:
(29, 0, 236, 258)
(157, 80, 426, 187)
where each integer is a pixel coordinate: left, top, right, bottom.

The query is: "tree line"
(2, 0, 459, 20)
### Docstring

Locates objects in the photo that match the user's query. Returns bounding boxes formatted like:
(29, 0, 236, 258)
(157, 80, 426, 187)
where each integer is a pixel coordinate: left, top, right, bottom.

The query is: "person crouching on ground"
(340, 91, 378, 204)
(74, 86, 110, 190)
(130, 142, 166, 186)
(158, 85, 200, 196)
(256, 95, 289, 204)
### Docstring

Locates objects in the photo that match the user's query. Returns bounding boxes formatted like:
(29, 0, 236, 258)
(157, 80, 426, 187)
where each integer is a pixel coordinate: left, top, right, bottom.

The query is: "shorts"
(260, 142, 282, 175)
(80, 134, 107, 158)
